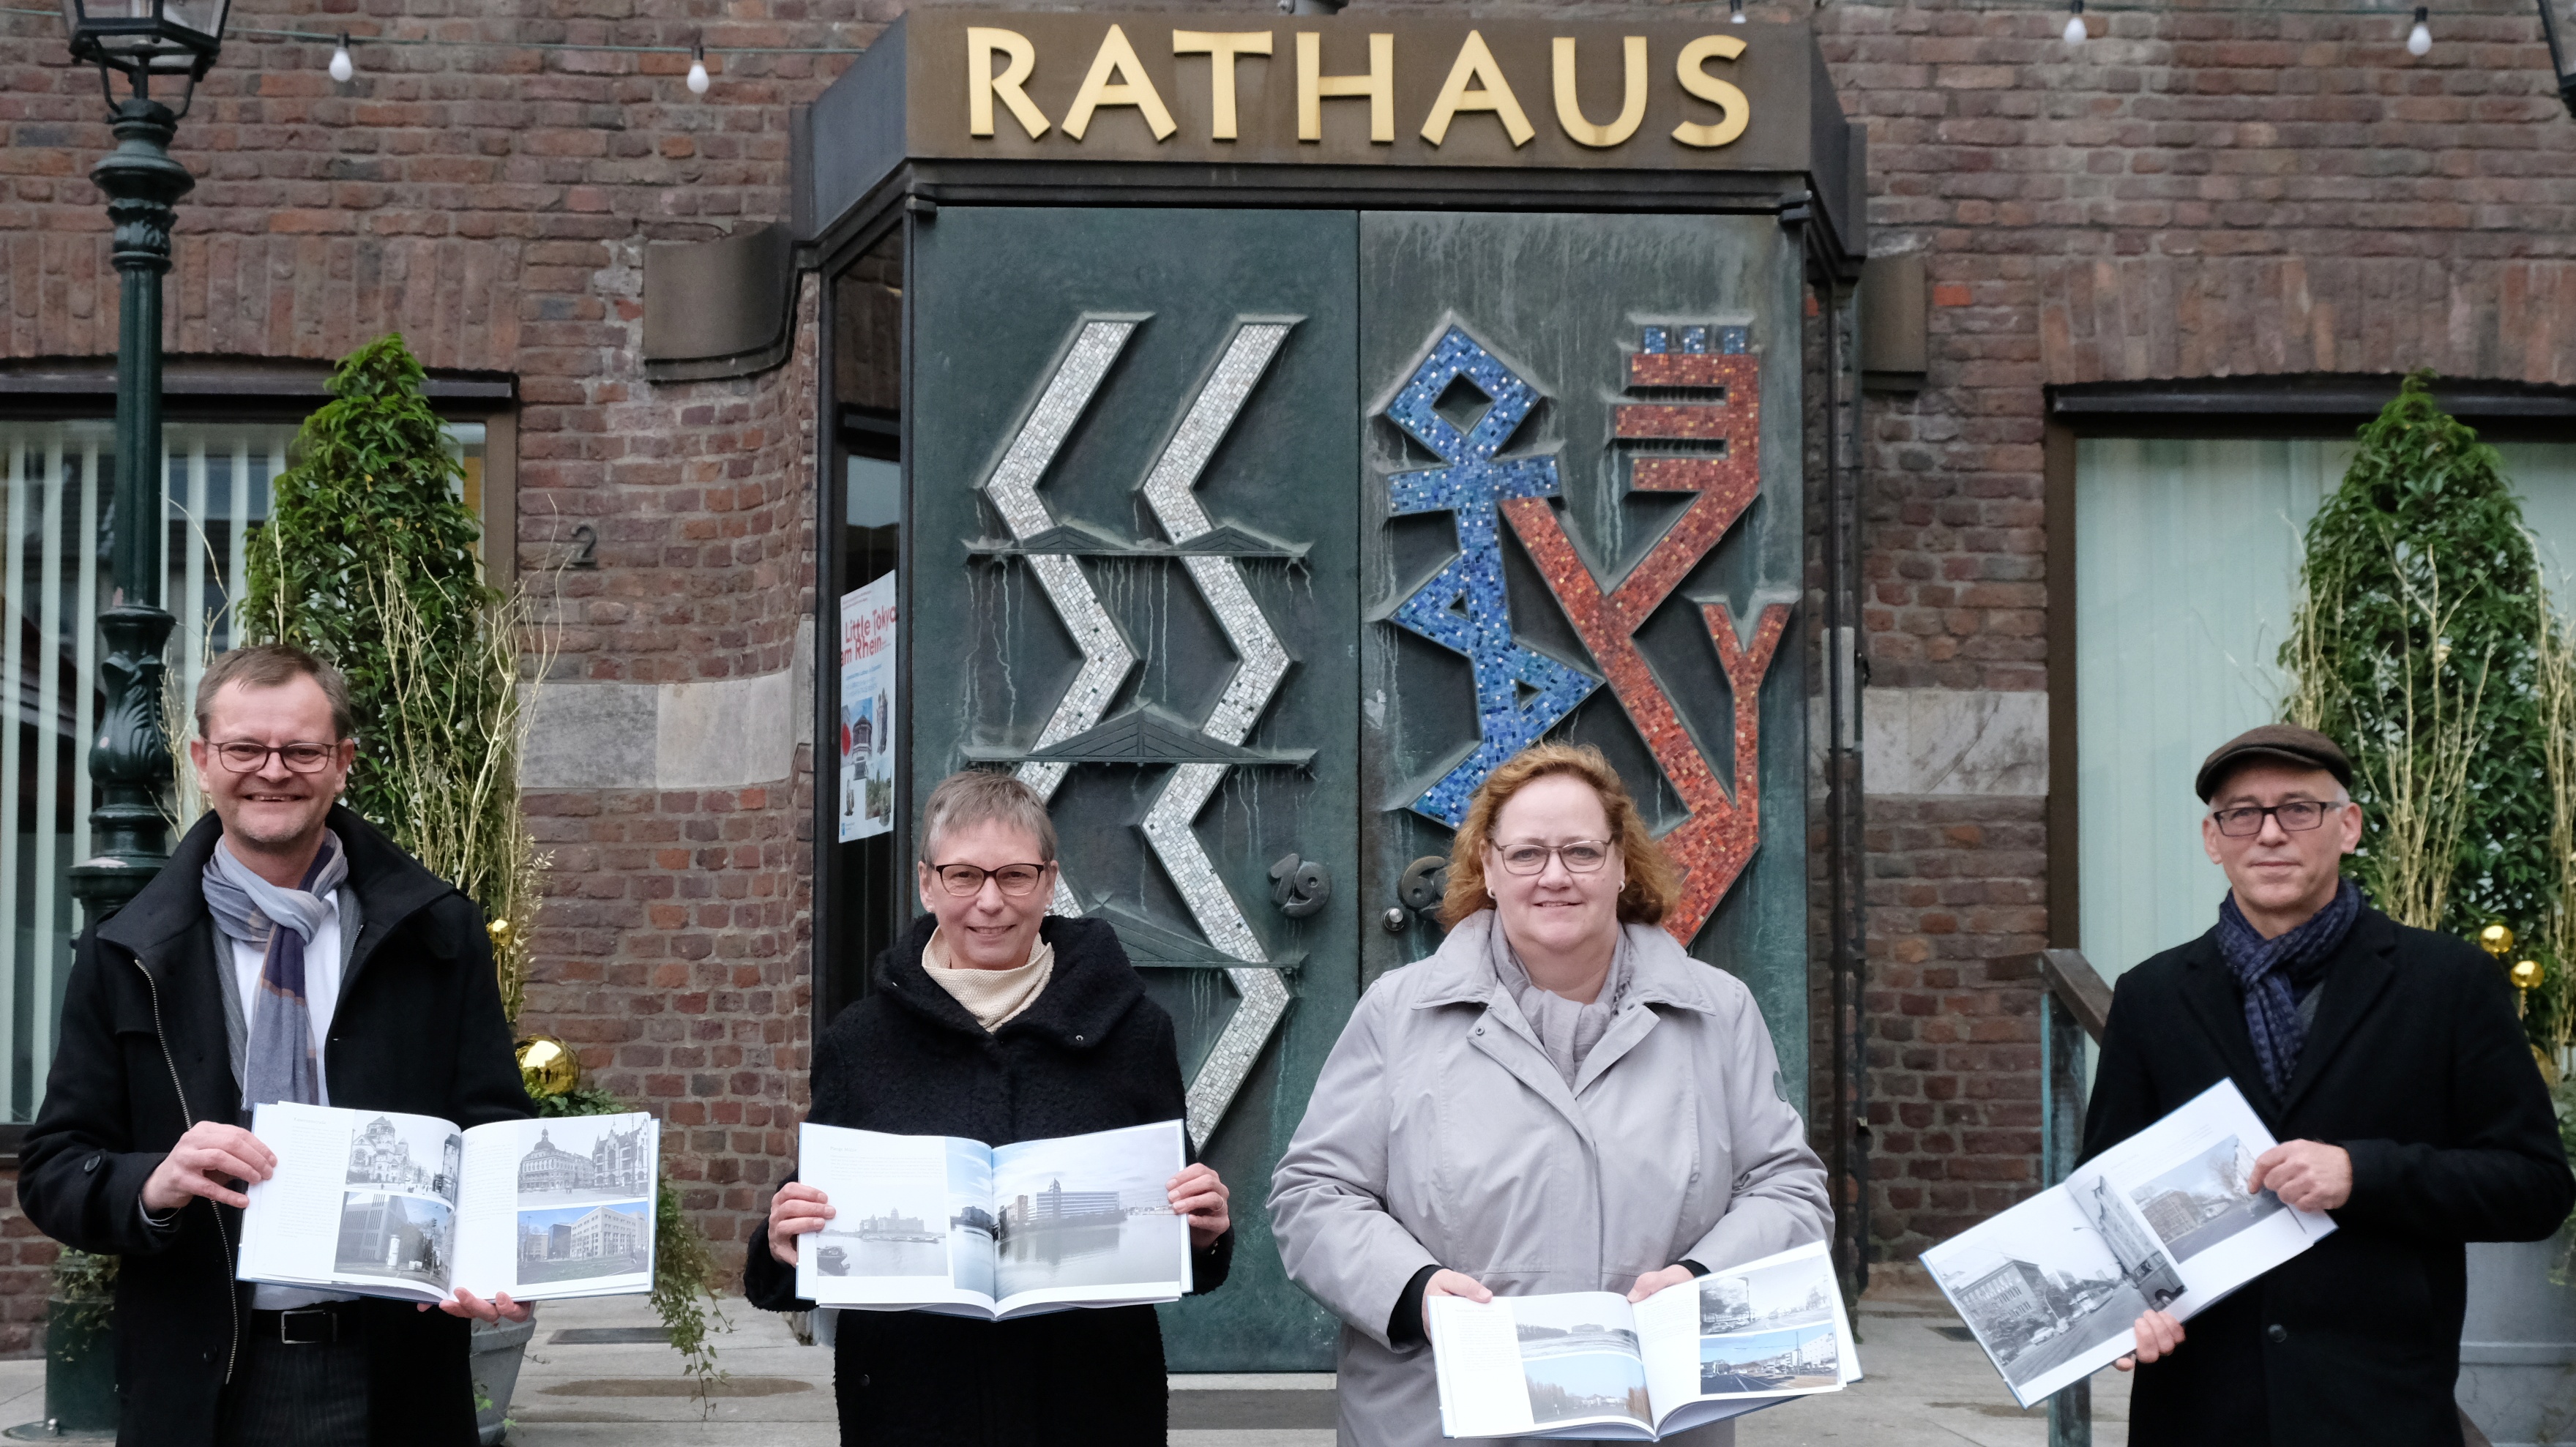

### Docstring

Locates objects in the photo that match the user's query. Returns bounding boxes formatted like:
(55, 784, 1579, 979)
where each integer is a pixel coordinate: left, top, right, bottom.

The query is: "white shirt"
(228, 889, 354, 1310)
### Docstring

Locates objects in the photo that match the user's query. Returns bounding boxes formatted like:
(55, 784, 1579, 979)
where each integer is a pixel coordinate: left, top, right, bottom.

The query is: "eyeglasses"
(1490, 840, 1616, 875)
(2209, 801, 2345, 837)
(926, 861, 1052, 897)
(208, 741, 339, 774)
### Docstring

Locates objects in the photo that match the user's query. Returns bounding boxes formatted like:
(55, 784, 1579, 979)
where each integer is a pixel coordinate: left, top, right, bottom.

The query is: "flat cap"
(2195, 724, 2353, 802)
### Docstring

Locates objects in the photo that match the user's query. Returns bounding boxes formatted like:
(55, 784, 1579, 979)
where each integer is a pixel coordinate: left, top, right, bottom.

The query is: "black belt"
(250, 1300, 365, 1346)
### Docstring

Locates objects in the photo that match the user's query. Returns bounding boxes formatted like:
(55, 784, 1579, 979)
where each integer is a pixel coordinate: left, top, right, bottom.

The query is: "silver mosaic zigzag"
(1132, 321, 1299, 1148)
(976, 318, 1143, 918)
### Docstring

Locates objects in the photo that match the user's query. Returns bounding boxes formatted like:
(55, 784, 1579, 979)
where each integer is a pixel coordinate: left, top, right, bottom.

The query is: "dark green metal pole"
(68, 93, 191, 928)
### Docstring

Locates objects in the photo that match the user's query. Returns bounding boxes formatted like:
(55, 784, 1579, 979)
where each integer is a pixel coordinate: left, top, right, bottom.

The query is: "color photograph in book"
(1513, 1295, 1651, 1430)
(1697, 1257, 1843, 1394)
(807, 1135, 953, 1285)
(990, 1122, 1185, 1299)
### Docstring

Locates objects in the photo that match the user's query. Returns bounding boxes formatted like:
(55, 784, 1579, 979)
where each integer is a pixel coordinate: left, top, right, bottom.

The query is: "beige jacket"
(1269, 911, 1830, 1447)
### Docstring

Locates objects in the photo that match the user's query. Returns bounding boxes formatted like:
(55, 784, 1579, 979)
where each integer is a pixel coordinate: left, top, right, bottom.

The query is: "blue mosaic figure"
(1381, 325, 1597, 827)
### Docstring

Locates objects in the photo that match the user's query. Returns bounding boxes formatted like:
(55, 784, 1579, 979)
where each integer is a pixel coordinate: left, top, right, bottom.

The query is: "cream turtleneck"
(922, 928, 1056, 1031)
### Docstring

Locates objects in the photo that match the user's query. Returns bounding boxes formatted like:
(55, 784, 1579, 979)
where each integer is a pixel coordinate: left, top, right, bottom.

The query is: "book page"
(1922, 1080, 2337, 1409)
(239, 1102, 459, 1303)
(1636, 1241, 1856, 1432)
(462, 1114, 660, 1301)
(1431, 1291, 1653, 1439)
(796, 1123, 994, 1309)
(988, 1120, 1190, 1314)
(2076, 1079, 2336, 1313)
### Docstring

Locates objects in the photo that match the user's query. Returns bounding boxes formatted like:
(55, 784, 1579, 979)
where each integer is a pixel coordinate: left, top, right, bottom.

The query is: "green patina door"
(907, 206, 1806, 1370)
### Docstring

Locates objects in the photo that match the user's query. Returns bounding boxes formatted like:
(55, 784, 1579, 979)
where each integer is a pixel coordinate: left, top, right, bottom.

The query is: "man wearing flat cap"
(2079, 723, 2572, 1447)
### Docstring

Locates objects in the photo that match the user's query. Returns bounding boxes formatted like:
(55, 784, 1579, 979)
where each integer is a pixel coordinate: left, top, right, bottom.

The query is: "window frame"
(2041, 377, 2576, 957)
(0, 361, 517, 1162)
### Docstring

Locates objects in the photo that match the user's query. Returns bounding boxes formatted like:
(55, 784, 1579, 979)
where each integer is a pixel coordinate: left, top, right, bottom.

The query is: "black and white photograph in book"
(2128, 1134, 2285, 1263)
(345, 1114, 463, 1207)
(516, 1201, 653, 1285)
(515, 1115, 654, 1208)
(991, 1125, 1181, 1298)
(336, 1191, 452, 1289)
(1700, 1323, 1842, 1394)
(1926, 1192, 2163, 1389)
(1698, 1257, 1837, 1336)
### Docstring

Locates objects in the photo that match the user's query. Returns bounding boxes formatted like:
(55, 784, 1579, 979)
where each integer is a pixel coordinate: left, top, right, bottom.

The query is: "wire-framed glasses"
(926, 861, 1052, 897)
(2209, 801, 2340, 837)
(1491, 840, 1616, 875)
(209, 741, 337, 774)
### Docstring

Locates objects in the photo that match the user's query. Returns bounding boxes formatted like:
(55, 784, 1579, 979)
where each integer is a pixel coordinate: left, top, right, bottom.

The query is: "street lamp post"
(2538, 0, 2576, 116)
(58, 0, 230, 927)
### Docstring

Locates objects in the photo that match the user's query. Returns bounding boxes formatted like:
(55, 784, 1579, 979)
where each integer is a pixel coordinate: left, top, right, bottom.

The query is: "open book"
(794, 1118, 1192, 1319)
(1427, 1241, 1859, 1440)
(1919, 1078, 2338, 1407)
(237, 1102, 662, 1304)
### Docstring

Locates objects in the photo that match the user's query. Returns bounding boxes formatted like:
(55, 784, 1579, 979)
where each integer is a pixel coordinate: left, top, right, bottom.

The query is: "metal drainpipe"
(1813, 240, 1870, 1299)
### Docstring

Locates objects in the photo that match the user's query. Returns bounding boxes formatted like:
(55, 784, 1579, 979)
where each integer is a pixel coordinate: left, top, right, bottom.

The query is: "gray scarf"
(203, 832, 348, 1117)
(1489, 919, 1632, 1087)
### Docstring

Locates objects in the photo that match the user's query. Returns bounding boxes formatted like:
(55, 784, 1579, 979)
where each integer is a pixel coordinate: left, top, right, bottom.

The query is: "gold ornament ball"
(488, 919, 512, 940)
(515, 1034, 580, 1098)
(2509, 959, 2545, 991)
(2478, 922, 2515, 957)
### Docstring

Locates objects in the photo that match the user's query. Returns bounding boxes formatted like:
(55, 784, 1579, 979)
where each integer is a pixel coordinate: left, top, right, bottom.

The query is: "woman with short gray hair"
(743, 769, 1236, 1444)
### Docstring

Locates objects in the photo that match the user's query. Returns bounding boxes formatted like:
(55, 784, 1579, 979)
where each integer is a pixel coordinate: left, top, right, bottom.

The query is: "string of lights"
(2, 0, 2556, 80)
(0, 4, 869, 93)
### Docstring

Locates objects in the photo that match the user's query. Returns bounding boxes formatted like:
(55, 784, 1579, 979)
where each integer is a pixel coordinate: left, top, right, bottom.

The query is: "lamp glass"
(64, 0, 229, 70)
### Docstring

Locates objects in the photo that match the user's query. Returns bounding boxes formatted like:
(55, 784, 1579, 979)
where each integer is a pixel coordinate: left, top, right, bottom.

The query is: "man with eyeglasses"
(21, 644, 532, 1447)
(2078, 724, 2572, 1447)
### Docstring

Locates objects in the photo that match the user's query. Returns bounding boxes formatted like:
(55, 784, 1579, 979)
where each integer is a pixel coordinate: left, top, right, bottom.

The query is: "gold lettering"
(1296, 31, 1394, 143)
(1672, 34, 1750, 149)
(967, 27, 1049, 140)
(1172, 29, 1274, 142)
(1063, 23, 1177, 141)
(1551, 37, 1647, 148)
(1421, 31, 1534, 148)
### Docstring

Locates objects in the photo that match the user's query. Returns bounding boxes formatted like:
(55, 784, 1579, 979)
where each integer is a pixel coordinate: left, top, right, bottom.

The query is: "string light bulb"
(687, 41, 710, 94)
(2063, 0, 2088, 45)
(1730, 0, 1747, 23)
(2408, 6, 2432, 55)
(329, 34, 354, 82)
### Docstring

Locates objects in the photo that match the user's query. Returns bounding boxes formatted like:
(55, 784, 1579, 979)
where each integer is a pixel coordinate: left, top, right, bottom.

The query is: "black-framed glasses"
(1491, 840, 1616, 875)
(2210, 801, 2343, 838)
(208, 740, 337, 774)
(926, 861, 1053, 897)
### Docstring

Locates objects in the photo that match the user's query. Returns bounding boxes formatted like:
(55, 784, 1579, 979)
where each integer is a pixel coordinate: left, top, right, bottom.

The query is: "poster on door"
(838, 572, 897, 843)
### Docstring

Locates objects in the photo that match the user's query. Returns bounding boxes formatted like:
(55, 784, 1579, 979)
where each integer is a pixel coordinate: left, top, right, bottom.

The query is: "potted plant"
(2284, 376, 2576, 1442)
(30, 1249, 118, 1439)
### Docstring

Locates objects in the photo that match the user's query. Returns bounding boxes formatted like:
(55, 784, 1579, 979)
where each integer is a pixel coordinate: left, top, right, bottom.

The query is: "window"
(2072, 434, 2576, 983)
(0, 416, 496, 1125)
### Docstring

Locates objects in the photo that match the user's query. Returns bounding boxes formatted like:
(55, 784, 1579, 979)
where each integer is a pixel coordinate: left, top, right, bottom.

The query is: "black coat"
(2080, 906, 2574, 1447)
(19, 808, 534, 1447)
(743, 913, 1233, 1446)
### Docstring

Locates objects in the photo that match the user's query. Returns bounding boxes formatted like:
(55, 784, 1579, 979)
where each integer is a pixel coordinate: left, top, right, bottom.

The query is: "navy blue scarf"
(2214, 878, 2361, 1096)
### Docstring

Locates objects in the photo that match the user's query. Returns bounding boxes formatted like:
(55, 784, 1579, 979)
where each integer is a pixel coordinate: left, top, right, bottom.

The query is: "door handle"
(1270, 853, 1331, 919)
(1382, 856, 1449, 932)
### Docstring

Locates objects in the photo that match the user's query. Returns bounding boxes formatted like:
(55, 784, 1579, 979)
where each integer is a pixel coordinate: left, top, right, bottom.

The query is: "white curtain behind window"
(2076, 435, 2576, 984)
